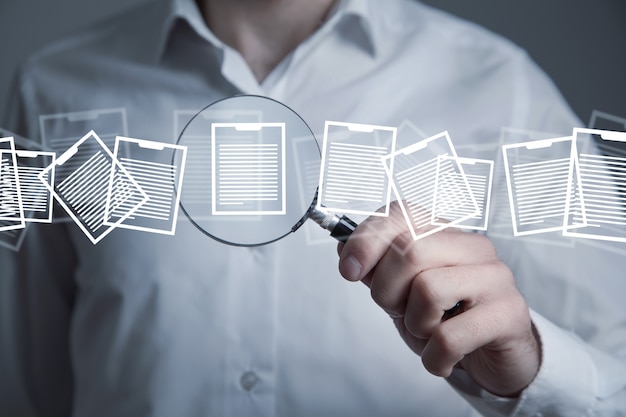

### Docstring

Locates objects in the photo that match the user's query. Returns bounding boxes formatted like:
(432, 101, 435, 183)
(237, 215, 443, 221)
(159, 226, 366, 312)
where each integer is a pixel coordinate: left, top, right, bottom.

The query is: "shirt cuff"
(448, 309, 598, 417)
(511, 310, 597, 416)
(447, 368, 519, 417)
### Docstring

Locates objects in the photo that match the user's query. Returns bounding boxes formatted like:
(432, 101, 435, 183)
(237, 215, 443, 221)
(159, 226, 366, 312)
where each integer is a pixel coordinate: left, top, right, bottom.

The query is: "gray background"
(1, 0, 624, 125)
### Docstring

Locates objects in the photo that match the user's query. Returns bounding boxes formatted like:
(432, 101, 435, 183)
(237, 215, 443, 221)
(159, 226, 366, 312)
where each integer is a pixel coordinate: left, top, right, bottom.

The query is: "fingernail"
(340, 255, 362, 281)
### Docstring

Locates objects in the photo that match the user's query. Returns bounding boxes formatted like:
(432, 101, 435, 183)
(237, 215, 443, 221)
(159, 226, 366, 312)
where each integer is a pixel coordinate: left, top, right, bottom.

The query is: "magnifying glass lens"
(176, 95, 321, 246)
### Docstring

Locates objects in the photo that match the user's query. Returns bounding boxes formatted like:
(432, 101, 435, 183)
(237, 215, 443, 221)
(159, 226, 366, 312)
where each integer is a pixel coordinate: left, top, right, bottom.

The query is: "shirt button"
(240, 371, 260, 391)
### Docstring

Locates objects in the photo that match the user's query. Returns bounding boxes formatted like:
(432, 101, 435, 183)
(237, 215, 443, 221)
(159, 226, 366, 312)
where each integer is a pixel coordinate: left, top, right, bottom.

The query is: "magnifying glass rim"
(175, 94, 320, 247)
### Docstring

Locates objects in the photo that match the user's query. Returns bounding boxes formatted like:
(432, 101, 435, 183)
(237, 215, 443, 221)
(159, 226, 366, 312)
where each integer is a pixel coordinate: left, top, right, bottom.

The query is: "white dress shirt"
(1, 0, 625, 416)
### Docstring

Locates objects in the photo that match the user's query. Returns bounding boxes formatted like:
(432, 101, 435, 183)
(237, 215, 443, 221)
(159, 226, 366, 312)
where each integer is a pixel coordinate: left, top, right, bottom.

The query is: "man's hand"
(337, 202, 541, 397)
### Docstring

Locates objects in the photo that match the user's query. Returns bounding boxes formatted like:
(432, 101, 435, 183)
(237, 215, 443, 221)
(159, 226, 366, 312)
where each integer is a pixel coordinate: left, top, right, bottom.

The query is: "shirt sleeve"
(448, 309, 626, 417)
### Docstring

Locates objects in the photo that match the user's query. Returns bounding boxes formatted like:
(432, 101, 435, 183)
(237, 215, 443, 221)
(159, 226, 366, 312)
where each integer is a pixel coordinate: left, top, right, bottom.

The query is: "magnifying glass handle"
(308, 208, 357, 243)
(329, 215, 358, 242)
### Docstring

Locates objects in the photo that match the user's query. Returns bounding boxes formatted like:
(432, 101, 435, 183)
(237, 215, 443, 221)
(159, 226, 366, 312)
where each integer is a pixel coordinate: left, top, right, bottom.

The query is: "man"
(1, 0, 625, 416)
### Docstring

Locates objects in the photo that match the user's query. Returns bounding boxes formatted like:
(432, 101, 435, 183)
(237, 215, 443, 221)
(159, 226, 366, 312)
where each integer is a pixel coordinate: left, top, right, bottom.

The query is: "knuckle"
(494, 260, 514, 280)
(403, 309, 433, 339)
(410, 270, 439, 304)
(476, 235, 498, 258)
(392, 234, 421, 265)
(431, 323, 464, 360)
(370, 284, 393, 311)
(369, 276, 406, 317)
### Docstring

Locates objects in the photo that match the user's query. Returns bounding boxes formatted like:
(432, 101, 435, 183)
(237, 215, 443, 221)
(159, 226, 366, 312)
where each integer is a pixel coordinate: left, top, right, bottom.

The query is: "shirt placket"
(223, 245, 277, 417)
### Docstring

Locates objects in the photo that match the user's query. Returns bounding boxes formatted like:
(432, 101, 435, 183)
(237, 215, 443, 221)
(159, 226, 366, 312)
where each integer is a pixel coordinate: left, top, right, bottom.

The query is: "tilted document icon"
(40, 108, 128, 154)
(212, 122, 286, 215)
(432, 156, 494, 231)
(382, 131, 478, 241)
(104, 136, 187, 235)
(317, 121, 397, 217)
(0, 137, 25, 232)
(39, 130, 147, 244)
(0, 130, 54, 251)
(589, 110, 626, 132)
(564, 128, 626, 243)
(39, 108, 129, 223)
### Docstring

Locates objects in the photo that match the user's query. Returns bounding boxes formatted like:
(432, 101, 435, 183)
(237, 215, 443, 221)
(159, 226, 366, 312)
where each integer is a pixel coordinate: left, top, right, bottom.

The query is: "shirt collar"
(333, 0, 379, 56)
(131, 0, 220, 65)
(140, 0, 379, 65)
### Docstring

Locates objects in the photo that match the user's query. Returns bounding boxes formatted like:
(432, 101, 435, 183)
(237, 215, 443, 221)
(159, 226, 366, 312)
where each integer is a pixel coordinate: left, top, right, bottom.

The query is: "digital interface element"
(0, 129, 56, 251)
(564, 128, 626, 243)
(488, 128, 578, 248)
(589, 110, 626, 132)
(174, 109, 262, 222)
(4, 99, 626, 251)
(13, 150, 55, 223)
(502, 136, 584, 236)
(382, 131, 479, 241)
(432, 156, 494, 231)
(38, 108, 130, 224)
(40, 130, 147, 244)
(212, 123, 286, 215)
(40, 108, 128, 154)
(317, 121, 397, 217)
(0, 137, 25, 232)
(104, 136, 187, 235)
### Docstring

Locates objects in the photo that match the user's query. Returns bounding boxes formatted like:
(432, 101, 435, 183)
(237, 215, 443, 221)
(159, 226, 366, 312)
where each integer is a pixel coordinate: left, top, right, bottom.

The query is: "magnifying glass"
(175, 94, 357, 247)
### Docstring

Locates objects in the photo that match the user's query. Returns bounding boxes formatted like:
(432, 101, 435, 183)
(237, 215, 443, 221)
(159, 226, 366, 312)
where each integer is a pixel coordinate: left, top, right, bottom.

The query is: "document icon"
(564, 128, 626, 243)
(40, 130, 147, 244)
(104, 136, 187, 235)
(0, 137, 25, 231)
(176, 109, 261, 221)
(382, 131, 478, 241)
(13, 150, 56, 223)
(0, 129, 54, 251)
(317, 121, 397, 217)
(433, 156, 494, 231)
(40, 108, 128, 154)
(502, 136, 583, 236)
(211, 122, 286, 215)
(589, 110, 626, 132)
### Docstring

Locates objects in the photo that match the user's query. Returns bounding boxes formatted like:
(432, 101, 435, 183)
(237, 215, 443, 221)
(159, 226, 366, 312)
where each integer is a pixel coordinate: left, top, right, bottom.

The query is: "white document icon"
(176, 109, 261, 221)
(13, 150, 56, 223)
(502, 136, 584, 236)
(589, 110, 626, 132)
(40, 108, 128, 154)
(383, 131, 478, 241)
(0, 130, 54, 251)
(433, 156, 494, 231)
(564, 128, 626, 243)
(39, 108, 129, 223)
(104, 136, 187, 235)
(212, 122, 286, 215)
(40, 130, 147, 244)
(0, 137, 25, 231)
(317, 121, 397, 217)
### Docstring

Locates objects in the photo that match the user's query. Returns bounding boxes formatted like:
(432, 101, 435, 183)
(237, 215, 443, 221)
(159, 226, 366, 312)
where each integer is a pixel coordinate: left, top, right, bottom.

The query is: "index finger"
(337, 202, 415, 281)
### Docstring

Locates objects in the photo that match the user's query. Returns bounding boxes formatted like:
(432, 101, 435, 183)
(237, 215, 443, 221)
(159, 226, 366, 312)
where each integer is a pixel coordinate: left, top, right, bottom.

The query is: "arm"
(337, 202, 626, 416)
